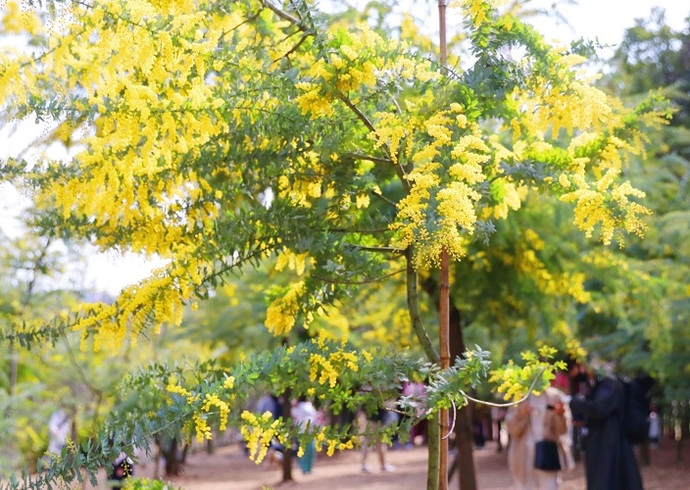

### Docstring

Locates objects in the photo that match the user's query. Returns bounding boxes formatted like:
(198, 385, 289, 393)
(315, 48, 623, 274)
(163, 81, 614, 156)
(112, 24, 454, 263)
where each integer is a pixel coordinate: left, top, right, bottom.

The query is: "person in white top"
(48, 409, 70, 454)
(291, 396, 318, 474)
(505, 386, 574, 490)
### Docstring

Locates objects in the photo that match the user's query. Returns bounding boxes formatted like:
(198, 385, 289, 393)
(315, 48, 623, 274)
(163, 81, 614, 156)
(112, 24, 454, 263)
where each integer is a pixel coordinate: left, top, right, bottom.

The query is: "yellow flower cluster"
(488, 361, 533, 401)
(330, 25, 381, 88)
(265, 281, 306, 336)
(313, 427, 357, 456)
(308, 349, 359, 387)
(70, 302, 122, 352)
(566, 339, 588, 364)
(274, 250, 311, 276)
(295, 81, 335, 117)
(4, 0, 246, 278)
(307, 335, 360, 387)
(370, 112, 411, 165)
(167, 381, 233, 442)
(389, 108, 491, 267)
(165, 383, 200, 405)
(309, 353, 334, 386)
(192, 412, 213, 442)
(562, 172, 650, 246)
(516, 79, 618, 138)
(499, 230, 591, 303)
(450, 0, 508, 27)
(201, 393, 231, 432)
(1, 0, 42, 34)
(490, 347, 564, 401)
(240, 411, 284, 464)
(361, 306, 414, 348)
(276, 149, 330, 208)
(70, 263, 204, 352)
(295, 21, 439, 120)
(486, 181, 525, 220)
(454, 0, 488, 26)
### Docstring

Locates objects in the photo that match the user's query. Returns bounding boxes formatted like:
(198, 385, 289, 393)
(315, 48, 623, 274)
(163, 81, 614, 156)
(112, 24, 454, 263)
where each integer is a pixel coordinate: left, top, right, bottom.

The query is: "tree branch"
(336, 93, 411, 191)
(345, 244, 400, 253)
(311, 269, 404, 286)
(342, 152, 393, 165)
(406, 247, 440, 363)
(262, 0, 304, 28)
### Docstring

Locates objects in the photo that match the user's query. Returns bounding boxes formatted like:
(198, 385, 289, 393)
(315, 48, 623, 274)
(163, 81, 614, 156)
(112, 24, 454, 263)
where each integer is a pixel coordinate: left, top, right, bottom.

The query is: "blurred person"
(361, 405, 396, 473)
(256, 392, 282, 420)
(491, 406, 507, 452)
(108, 452, 134, 489)
(505, 385, 574, 490)
(48, 409, 70, 454)
(255, 391, 283, 465)
(570, 361, 643, 490)
(648, 402, 661, 447)
(402, 380, 427, 448)
(291, 396, 318, 475)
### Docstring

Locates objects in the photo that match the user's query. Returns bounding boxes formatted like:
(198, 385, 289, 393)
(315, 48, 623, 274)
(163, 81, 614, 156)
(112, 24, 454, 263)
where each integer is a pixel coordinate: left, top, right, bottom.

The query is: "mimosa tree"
(0, 0, 668, 488)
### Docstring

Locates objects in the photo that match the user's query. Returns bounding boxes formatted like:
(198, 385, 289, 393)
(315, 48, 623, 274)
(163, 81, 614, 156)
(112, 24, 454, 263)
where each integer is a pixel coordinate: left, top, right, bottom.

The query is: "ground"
(104, 438, 689, 490)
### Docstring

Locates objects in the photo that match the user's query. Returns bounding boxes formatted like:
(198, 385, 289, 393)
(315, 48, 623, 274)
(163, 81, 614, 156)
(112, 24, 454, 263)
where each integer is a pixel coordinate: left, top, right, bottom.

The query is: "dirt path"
(114, 438, 688, 490)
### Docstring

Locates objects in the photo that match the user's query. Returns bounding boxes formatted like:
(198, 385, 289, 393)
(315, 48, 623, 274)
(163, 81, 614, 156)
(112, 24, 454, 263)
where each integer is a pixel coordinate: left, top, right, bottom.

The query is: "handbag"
(534, 440, 561, 471)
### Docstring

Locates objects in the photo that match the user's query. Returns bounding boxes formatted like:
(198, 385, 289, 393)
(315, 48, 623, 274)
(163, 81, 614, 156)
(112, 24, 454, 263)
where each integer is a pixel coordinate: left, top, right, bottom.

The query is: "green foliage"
(490, 346, 566, 402)
(124, 479, 183, 490)
(0, 0, 681, 488)
(0, 338, 543, 488)
(588, 9, 690, 400)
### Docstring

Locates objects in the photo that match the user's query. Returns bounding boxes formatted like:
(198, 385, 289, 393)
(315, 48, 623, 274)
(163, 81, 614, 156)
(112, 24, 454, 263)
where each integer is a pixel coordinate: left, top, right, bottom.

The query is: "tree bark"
(161, 438, 184, 476)
(281, 388, 294, 482)
(439, 249, 450, 490)
(406, 248, 441, 490)
(449, 303, 478, 490)
(407, 249, 440, 363)
(421, 275, 478, 490)
(427, 412, 440, 490)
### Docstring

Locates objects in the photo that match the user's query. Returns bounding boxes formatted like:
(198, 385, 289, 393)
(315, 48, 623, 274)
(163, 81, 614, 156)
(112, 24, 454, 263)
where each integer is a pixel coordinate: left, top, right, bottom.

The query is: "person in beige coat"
(505, 386, 574, 490)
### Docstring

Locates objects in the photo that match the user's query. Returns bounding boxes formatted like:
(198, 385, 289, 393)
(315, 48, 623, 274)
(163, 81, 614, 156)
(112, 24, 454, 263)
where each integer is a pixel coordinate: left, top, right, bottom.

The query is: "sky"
(1, 0, 688, 295)
(528, 0, 689, 48)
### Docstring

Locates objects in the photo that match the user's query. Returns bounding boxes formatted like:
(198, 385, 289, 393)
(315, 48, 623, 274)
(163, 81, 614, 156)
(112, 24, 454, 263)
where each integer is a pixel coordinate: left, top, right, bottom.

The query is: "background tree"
(595, 8, 690, 402)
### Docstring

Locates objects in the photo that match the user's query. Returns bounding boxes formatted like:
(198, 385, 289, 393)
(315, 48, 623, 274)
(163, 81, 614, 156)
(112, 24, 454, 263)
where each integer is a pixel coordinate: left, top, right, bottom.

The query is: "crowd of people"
(250, 380, 429, 476)
(503, 358, 654, 490)
(39, 353, 658, 490)
(244, 357, 656, 490)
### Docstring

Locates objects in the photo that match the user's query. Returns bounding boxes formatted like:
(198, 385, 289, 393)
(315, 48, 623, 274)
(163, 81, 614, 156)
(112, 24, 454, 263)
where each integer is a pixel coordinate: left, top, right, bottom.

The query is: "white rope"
(442, 397, 457, 440)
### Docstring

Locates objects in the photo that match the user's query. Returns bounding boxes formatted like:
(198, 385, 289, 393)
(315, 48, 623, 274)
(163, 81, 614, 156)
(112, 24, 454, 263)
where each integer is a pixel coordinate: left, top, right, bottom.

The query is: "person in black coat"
(570, 372, 643, 490)
(108, 452, 134, 489)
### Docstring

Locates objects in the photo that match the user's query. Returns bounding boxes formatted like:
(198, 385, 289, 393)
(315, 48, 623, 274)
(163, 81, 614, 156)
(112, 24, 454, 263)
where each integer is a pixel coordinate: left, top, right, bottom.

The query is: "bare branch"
(311, 269, 405, 285)
(342, 152, 393, 165)
(336, 93, 411, 191)
(262, 0, 303, 28)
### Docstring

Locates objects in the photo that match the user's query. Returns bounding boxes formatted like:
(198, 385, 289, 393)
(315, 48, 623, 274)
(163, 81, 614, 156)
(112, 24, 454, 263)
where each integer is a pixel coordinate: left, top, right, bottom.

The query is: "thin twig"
(342, 152, 393, 165)
(311, 269, 405, 285)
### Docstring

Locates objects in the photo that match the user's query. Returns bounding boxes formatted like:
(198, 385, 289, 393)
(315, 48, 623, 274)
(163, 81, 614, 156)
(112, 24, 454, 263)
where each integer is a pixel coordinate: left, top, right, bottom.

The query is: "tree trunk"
(427, 413, 440, 490)
(407, 249, 440, 363)
(161, 438, 184, 476)
(452, 407, 477, 490)
(438, 249, 451, 490)
(420, 277, 478, 490)
(281, 389, 294, 483)
(449, 299, 477, 490)
(406, 248, 440, 490)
